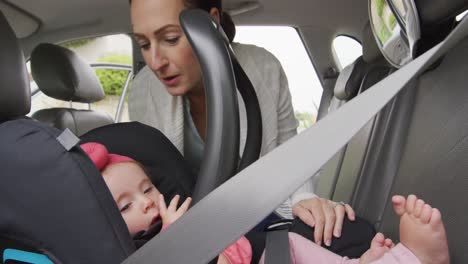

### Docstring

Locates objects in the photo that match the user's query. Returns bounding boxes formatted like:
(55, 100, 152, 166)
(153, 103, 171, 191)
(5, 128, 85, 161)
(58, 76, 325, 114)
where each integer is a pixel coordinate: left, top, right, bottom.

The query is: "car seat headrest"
(362, 23, 385, 64)
(80, 122, 196, 205)
(30, 43, 105, 103)
(416, 0, 468, 27)
(0, 11, 31, 121)
(334, 57, 367, 100)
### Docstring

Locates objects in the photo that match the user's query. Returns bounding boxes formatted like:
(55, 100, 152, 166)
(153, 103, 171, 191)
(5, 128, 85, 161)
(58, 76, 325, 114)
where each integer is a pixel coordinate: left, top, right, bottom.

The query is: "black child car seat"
(0, 9, 197, 263)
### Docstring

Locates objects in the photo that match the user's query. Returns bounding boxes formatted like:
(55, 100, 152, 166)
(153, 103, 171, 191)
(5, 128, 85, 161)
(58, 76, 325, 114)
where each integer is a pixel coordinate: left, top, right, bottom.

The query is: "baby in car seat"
(81, 142, 251, 264)
(81, 142, 450, 264)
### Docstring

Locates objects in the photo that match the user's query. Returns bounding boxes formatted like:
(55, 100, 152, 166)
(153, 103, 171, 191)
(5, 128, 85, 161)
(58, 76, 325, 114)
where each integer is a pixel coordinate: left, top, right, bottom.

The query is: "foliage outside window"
(296, 111, 316, 132)
(95, 54, 132, 95)
(372, 0, 397, 44)
(61, 37, 97, 49)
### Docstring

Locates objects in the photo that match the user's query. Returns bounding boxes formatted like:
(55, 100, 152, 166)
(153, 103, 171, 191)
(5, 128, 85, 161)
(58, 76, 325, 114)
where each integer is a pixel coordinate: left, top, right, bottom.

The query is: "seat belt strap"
(123, 18, 468, 264)
(265, 229, 291, 264)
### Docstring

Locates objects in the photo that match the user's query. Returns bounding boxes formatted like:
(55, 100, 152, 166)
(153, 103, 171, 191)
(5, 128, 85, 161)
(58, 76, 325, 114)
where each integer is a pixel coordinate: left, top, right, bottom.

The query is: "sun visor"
(0, 2, 39, 38)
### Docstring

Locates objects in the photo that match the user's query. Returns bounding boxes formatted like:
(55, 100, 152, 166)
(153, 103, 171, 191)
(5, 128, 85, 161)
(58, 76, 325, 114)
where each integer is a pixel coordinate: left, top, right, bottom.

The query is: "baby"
(81, 142, 250, 264)
(81, 142, 450, 264)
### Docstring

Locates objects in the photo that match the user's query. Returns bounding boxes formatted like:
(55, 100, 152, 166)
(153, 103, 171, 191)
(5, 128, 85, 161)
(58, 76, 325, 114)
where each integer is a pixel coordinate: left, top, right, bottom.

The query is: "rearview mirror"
(369, 0, 420, 67)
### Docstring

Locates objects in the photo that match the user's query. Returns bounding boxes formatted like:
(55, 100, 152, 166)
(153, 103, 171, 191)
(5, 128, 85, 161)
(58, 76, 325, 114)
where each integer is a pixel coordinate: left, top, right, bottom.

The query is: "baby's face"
(103, 162, 161, 236)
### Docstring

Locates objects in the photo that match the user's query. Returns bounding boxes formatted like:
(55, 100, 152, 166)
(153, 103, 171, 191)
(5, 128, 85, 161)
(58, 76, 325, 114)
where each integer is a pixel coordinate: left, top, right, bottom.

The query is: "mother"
(128, 0, 355, 246)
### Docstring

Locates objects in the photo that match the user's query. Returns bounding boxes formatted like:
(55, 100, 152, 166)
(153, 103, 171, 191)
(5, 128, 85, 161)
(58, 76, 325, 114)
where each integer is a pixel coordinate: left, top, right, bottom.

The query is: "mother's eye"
(165, 36, 180, 45)
(139, 42, 150, 50)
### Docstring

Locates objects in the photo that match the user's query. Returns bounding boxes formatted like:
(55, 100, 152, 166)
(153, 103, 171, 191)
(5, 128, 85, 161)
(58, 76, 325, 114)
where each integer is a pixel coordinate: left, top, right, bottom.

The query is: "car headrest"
(0, 11, 31, 121)
(334, 57, 367, 100)
(30, 43, 105, 103)
(362, 23, 384, 64)
(416, 0, 468, 27)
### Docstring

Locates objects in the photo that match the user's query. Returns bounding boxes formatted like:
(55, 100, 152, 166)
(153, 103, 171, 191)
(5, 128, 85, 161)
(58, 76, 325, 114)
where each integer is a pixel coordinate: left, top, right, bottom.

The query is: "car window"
(28, 34, 133, 122)
(332, 36, 363, 70)
(234, 26, 322, 132)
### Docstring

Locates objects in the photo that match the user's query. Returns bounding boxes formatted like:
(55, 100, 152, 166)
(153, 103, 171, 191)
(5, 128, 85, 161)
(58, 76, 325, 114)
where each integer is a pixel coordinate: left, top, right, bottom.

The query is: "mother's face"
(131, 0, 203, 96)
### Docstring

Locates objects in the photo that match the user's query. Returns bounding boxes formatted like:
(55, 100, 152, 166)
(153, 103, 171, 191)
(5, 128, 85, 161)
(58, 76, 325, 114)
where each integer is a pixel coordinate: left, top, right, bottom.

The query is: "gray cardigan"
(128, 43, 316, 218)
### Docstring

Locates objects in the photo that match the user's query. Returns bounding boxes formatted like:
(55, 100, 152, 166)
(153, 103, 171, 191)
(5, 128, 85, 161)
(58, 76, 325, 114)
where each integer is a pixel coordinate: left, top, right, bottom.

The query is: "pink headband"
(80, 142, 134, 171)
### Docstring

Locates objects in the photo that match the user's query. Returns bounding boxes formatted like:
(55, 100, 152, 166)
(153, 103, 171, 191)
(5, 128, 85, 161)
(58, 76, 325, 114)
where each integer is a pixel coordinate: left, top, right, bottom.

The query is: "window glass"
(29, 34, 133, 122)
(333, 36, 363, 70)
(234, 26, 322, 132)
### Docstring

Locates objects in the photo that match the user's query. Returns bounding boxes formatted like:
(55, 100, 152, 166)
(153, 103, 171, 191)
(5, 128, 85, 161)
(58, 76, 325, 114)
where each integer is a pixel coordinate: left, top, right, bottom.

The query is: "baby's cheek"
(123, 214, 143, 235)
(150, 193, 161, 206)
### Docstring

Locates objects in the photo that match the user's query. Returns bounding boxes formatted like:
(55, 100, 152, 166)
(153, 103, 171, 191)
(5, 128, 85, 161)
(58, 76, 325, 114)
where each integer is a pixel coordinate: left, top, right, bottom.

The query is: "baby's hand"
(159, 194, 192, 227)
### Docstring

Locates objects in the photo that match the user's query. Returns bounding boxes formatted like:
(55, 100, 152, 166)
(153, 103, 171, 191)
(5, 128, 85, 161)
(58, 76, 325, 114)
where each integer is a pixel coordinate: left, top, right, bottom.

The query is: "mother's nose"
(149, 46, 169, 72)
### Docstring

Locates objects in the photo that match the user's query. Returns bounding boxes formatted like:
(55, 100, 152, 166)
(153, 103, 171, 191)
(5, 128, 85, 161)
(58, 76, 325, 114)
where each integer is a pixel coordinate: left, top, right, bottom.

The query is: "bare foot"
(359, 232, 394, 264)
(393, 195, 450, 264)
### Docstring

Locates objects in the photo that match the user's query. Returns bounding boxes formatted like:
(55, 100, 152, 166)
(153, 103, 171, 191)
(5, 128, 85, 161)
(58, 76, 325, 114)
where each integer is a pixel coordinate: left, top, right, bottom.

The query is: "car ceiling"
(1, 0, 369, 83)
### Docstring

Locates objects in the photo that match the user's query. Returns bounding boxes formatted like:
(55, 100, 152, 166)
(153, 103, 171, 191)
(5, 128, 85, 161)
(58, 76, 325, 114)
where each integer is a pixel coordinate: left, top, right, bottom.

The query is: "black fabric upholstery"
(416, 0, 468, 27)
(32, 108, 113, 136)
(0, 11, 30, 121)
(290, 217, 375, 258)
(80, 122, 196, 206)
(31, 43, 105, 103)
(0, 119, 135, 263)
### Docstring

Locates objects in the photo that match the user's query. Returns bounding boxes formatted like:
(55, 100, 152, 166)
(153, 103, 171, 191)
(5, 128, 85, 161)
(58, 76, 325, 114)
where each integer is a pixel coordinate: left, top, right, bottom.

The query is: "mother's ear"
(209, 7, 221, 23)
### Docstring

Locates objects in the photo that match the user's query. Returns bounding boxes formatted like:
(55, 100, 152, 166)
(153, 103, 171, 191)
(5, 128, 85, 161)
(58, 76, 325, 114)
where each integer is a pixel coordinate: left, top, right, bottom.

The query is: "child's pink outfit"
(221, 236, 253, 264)
(259, 233, 420, 264)
(81, 142, 421, 264)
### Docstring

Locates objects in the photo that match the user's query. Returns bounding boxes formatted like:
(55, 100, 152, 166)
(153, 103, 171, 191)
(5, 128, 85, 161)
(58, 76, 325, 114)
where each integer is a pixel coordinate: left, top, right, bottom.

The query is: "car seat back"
(0, 120, 135, 263)
(0, 10, 135, 263)
(343, 1, 468, 262)
(0, 11, 29, 123)
(378, 33, 468, 262)
(30, 43, 114, 136)
(316, 23, 394, 199)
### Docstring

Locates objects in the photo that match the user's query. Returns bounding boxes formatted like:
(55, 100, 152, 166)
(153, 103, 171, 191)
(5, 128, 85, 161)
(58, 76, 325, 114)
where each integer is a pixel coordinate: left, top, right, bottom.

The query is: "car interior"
(30, 43, 114, 136)
(1, 0, 468, 263)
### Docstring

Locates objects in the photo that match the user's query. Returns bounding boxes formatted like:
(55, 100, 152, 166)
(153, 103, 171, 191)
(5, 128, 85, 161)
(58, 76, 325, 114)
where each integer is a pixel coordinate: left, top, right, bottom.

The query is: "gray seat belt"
(123, 18, 468, 264)
(265, 229, 291, 263)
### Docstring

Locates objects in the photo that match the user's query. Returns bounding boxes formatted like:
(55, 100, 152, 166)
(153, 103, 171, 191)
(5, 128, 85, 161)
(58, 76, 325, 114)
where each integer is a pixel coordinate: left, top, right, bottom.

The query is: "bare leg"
(359, 233, 394, 264)
(392, 195, 450, 264)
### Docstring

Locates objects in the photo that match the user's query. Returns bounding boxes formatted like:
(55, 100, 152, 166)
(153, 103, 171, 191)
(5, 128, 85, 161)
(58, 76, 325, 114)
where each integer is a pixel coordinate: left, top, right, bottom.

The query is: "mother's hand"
(292, 197, 355, 246)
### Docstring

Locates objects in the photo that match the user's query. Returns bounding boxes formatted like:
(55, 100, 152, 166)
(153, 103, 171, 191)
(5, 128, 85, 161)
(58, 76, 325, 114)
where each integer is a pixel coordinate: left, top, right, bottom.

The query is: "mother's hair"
(129, 0, 235, 42)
